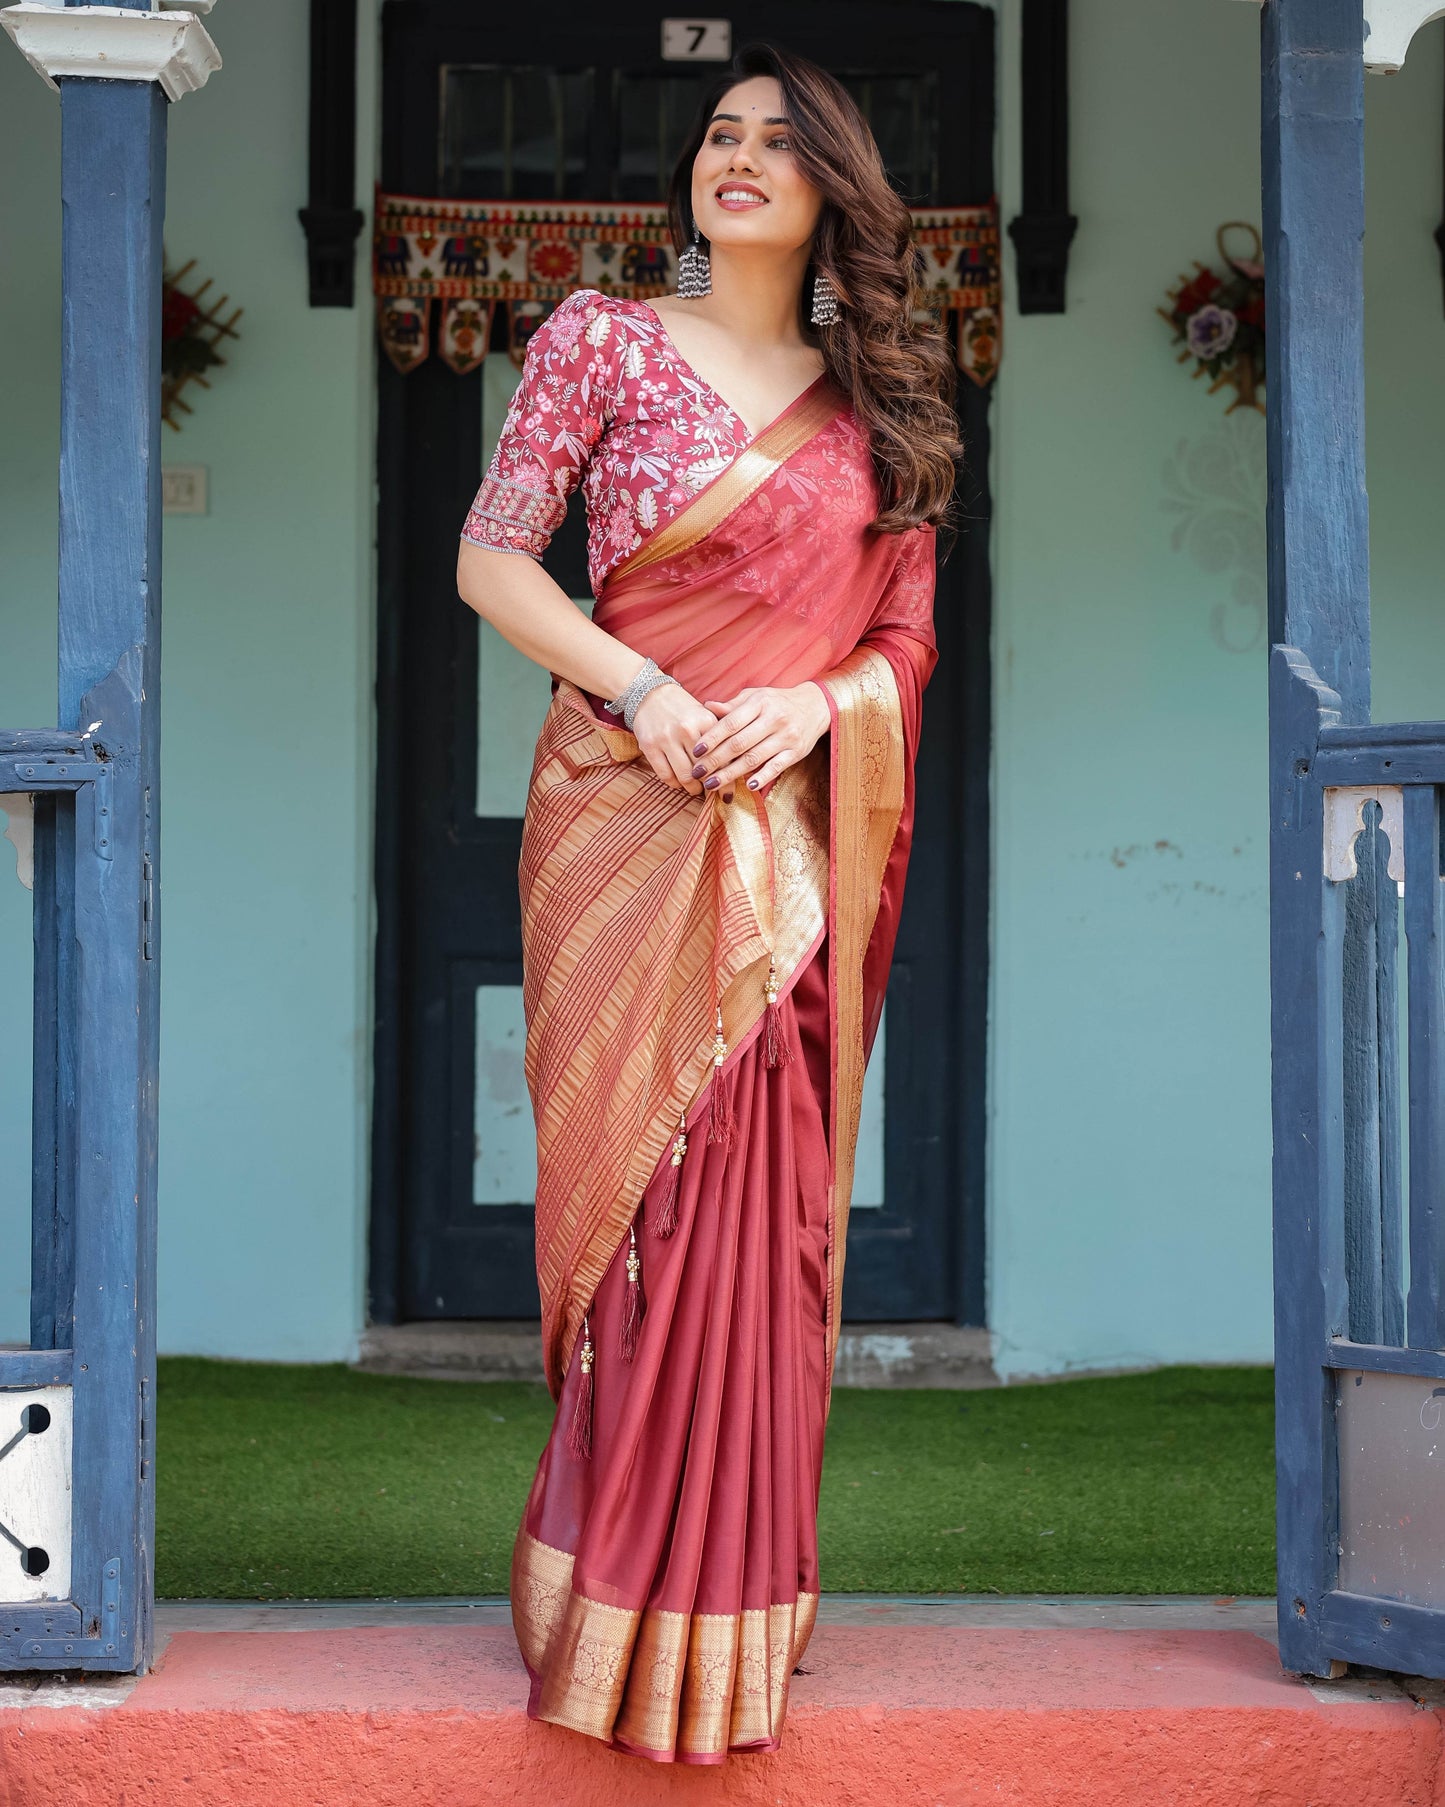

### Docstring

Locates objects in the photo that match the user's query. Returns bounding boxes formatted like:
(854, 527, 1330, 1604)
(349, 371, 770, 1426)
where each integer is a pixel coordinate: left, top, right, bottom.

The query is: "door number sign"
(661, 19, 731, 60)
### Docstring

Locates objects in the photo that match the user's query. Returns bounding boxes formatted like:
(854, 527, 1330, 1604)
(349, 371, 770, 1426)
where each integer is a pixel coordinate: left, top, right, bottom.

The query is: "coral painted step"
(2, 1620, 1440, 1806)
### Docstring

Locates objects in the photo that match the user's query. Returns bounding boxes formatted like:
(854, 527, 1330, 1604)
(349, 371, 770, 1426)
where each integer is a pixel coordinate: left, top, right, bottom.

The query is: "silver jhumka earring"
(810, 268, 841, 326)
(676, 226, 712, 297)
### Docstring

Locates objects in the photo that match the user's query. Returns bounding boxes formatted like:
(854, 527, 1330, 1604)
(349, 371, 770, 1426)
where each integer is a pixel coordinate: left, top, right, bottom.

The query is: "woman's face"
(690, 75, 824, 256)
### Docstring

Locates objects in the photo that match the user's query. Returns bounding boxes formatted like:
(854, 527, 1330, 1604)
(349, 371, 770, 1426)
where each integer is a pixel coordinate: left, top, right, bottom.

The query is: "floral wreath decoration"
(160, 256, 243, 431)
(1159, 221, 1265, 416)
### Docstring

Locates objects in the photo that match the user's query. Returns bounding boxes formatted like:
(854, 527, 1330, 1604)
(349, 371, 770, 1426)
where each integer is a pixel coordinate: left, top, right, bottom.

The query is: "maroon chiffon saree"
(512, 377, 938, 1762)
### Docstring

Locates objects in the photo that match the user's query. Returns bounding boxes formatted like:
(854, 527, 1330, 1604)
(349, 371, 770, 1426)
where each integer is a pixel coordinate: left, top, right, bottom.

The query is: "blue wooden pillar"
(0, 0, 219, 1674)
(1262, 0, 1370, 1681)
(62, 65, 168, 1676)
(1262, 0, 1371, 714)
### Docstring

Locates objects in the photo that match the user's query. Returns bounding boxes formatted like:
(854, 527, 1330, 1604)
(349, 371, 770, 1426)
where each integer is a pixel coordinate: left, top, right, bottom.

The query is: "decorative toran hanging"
(372, 191, 1001, 387)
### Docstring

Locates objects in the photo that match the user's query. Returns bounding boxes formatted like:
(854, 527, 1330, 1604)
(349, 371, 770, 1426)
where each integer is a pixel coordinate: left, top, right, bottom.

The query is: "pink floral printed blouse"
(461, 286, 863, 598)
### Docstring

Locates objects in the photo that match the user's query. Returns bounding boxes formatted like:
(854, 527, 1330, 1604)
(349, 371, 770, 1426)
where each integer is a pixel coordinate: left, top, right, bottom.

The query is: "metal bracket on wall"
(299, 0, 364, 306)
(12, 1560, 122, 1664)
(1437, 48, 1445, 315)
(92, 761, 113, 860)
(0, 744, 115, 861)
(1007, 0, 1077, 313)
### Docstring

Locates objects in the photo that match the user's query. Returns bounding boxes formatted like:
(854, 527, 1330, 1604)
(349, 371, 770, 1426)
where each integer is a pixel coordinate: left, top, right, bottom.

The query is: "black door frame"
(368, 0, 993, 1331)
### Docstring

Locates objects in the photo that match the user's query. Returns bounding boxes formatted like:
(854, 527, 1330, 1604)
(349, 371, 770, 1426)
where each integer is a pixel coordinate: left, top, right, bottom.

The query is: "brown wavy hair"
(666, 40, 965, 536)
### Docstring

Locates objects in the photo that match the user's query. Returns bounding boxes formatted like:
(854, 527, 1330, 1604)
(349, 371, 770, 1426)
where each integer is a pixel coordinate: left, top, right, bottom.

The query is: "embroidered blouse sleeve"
(460, 289, 616, 561)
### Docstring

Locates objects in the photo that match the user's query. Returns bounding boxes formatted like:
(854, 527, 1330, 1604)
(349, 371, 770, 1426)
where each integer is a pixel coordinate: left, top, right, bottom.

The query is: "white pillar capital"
(1364, 0, 1445, 70)
(0, 2, 220, 100)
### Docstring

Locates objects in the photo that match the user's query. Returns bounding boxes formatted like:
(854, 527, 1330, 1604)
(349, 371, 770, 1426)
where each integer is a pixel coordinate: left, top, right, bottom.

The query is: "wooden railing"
(1271, 644, 1445, 1678)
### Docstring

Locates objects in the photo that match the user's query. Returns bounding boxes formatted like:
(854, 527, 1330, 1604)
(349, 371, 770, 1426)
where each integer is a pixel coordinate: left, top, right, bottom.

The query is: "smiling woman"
(454, 39, 961, 1765)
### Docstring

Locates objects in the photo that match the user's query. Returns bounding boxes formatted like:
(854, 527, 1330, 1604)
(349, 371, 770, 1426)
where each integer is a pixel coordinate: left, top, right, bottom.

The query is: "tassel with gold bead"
(654, 1109, 687, 1239)
(762, 950, 793, 1070)
(566, 1314, 595, 1460)
(707, 1000, 736, 1146)
(620, 1220, 644, 1362)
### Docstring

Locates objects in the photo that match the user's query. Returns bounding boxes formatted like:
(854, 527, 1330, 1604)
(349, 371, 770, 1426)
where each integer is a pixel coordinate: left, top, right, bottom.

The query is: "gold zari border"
(818, 646, 906, 1409)
(513, 1529, 819, 1759)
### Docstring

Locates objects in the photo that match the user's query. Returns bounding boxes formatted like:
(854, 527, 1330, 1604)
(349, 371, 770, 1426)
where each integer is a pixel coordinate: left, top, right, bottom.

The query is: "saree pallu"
(512, 380, 938, 1763)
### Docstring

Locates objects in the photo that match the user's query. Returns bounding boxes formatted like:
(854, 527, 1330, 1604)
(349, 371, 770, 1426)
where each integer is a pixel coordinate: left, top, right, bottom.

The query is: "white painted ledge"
(17, 0, 216, 8)
(0, 2, 220, 100)
(1229, 0, 1445, 72)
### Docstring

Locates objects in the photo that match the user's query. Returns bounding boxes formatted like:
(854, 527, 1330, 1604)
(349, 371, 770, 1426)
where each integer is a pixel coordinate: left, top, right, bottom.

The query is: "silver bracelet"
(604, 656, 678, 731)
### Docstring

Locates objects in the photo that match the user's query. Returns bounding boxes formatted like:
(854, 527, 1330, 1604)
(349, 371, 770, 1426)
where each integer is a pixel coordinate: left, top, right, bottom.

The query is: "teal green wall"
(0, 1, 1441, 1374)
(0, 24, 57, 1343)
(988, 0, 1445, 1377)
(0, 0, 381, 1361)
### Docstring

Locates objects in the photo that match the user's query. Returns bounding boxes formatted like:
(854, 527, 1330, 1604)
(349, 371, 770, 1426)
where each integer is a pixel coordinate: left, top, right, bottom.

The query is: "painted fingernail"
(747, 777, 760, 789)
(691, 763, 706, 779)
(704, 775, 720, 791)
(722, 791, 734, 803)
(693, 742, 707, 757)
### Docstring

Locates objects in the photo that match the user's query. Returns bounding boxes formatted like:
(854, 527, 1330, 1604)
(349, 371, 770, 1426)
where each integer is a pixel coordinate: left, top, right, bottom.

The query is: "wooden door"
(370, 0, 994, 1326)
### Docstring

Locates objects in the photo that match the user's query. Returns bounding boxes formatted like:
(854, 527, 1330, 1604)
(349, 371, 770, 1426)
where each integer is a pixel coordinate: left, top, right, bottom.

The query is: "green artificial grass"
(154, 1358, 1275, 1600)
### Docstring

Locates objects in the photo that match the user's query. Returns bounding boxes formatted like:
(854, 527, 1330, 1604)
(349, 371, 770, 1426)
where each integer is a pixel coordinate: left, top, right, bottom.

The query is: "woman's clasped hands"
(631, 679, 832, 801)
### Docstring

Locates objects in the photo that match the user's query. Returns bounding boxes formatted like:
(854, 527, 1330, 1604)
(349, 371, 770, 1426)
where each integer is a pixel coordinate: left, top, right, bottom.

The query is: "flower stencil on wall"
(161, 257, 243, 431)
(1160, 409, 1266, 655)
(1158, 222, 1265, 416)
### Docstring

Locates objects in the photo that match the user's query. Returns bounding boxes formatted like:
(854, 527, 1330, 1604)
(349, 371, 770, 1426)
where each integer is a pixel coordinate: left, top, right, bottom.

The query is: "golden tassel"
(706, 1000, 736, 1146)
(762, 950, 793, 1069)
(566, 1314, 595, 1460)
(654, 1109, 687, 1238)
(620, 1220, 644, 1361)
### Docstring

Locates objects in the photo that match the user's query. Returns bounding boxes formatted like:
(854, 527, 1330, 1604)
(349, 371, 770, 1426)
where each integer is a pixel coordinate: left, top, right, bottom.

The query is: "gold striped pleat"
(513, 1530, 819, 1759)
(521, 647, 899, 1404)
(521, 684, 830, 1395)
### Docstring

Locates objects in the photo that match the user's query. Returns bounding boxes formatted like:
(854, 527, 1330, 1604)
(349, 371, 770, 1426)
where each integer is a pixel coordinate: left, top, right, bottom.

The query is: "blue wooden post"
(1261, 0, 1371, 715)
(61, 64, 168, 1677)
(0, 0, 219, 1674)
(1264, 0, 1371, 1684)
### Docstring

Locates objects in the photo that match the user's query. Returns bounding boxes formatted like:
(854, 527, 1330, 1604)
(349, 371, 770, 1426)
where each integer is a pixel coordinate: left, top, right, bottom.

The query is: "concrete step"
(2, 1598, 1440, 1805)
(356, 1319, 1000, 1387)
